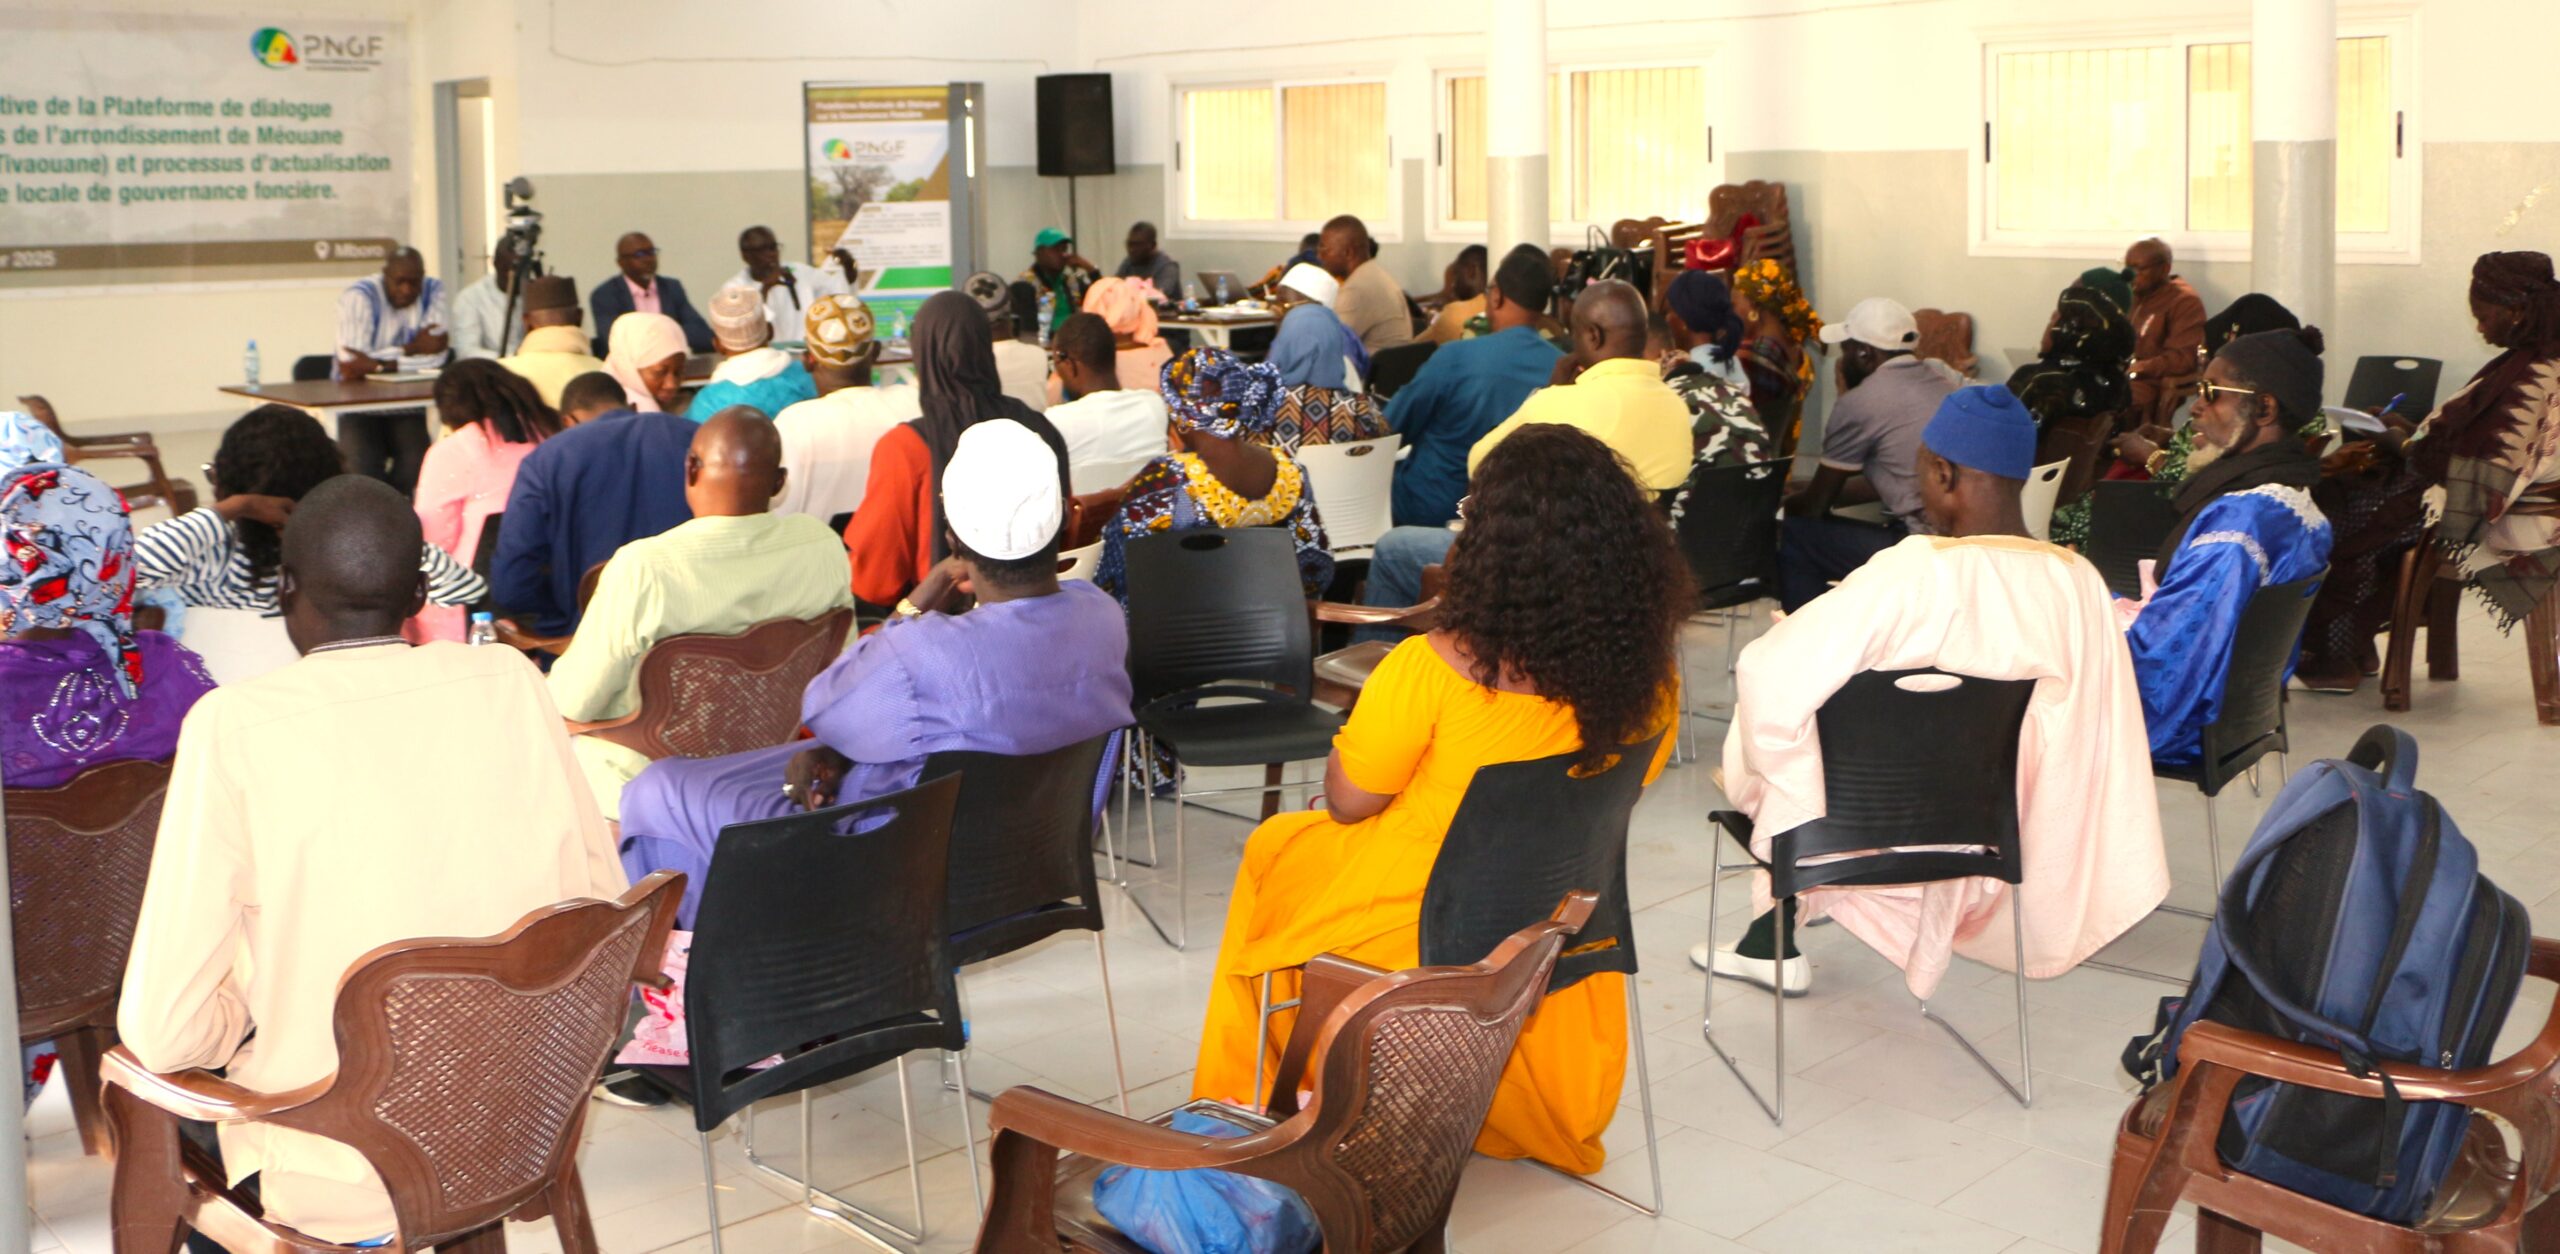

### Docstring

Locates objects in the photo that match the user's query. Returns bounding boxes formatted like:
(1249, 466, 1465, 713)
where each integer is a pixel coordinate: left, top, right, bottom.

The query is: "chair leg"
(951, 1051, 987, 1221)
(698, 1129, 724, 1254)
(56, 1026, 110, 1157)
(2529, 584, 2560, 727)
(1260, 763, 1285, 820)
(2194, 1208, 2264, 1253)
(546, 1160, 602, 1254)
(1626, 979, 1665, 1217)
(2205, 794, 2224, 896)
(1173, 765, 1189, 950)
(895, 1057, 926, 1238)
(2425, 576, 2462, 681)
(104, 1082, 188, 1254)
(2381, 543, 2430, 712)
(1915, 892, 2032, 1107)
(1254, 971, 1271, 1111)
(1699, 843, 1783, 1124)
(1093, 930, 1132, 1115)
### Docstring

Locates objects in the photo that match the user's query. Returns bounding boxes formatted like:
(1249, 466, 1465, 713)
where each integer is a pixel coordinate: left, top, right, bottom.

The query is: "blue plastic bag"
(1090, 1110, 1321, 1254)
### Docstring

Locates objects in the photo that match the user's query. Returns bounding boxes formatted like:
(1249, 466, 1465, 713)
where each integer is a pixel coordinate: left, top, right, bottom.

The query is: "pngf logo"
(249, 27, 383, 72)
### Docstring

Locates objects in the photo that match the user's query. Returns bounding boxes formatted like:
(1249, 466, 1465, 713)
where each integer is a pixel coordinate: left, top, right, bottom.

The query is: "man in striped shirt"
(334, 247, 448, 495)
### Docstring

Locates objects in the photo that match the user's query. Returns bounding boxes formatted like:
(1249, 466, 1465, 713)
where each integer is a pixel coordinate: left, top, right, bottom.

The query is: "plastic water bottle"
(1216, 274, 1233, 305)
(468, 611, 496, 647)
(1183, 280, 1202, 314)
(1036, 288, 1055, 342)
(890, 308, 909, 342)
(243, 339, 260, 388)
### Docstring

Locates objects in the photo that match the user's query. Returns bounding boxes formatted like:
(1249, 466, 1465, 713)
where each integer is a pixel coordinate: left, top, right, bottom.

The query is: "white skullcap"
(942, 419, 1062, 561)
(1278, 263, 1338, 308)
(706, 284, 772, 352)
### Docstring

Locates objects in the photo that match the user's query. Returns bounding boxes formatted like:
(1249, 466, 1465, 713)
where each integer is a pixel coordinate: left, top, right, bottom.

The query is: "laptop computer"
(1193, 270, 1243, 305)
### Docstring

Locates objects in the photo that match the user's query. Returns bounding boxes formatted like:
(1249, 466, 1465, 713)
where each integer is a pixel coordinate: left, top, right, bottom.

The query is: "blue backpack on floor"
(2122, 724, 2530, 1225)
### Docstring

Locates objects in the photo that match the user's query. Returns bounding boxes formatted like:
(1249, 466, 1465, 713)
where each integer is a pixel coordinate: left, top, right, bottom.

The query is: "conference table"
(1161, 311, 1278, 351)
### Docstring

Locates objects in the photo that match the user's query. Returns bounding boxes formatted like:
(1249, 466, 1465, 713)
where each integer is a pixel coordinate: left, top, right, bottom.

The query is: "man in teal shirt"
(1386, 243, 1561, 526)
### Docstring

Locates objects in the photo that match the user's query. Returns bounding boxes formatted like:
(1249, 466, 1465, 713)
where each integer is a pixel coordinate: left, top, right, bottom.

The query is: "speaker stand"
(1067, 175, 1079, 264)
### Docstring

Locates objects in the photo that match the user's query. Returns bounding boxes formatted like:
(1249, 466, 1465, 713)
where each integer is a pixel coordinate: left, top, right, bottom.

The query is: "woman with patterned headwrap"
(1092, 348, 1333, 604)
(1729, 259, 1824, 451)
(2009, 283, 2135, 433)
(1, 462, 216, 789)
(2296, 251, 2560, 691)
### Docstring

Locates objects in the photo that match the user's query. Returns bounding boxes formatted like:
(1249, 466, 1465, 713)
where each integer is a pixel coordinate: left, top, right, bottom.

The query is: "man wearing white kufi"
(613, 417, 1135, 927)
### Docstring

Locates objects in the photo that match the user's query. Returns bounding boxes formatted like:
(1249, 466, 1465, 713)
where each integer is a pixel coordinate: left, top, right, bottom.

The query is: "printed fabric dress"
(1189, 637, 1675, 1174)
(1093, 451, 1334, 604)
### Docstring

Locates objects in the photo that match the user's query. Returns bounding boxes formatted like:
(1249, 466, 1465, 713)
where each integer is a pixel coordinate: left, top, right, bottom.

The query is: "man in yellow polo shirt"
(1465, 278, 1692, 490)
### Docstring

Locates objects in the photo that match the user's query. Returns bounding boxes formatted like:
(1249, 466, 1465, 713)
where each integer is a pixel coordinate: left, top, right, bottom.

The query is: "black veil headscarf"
(907, 290, 1071, 562)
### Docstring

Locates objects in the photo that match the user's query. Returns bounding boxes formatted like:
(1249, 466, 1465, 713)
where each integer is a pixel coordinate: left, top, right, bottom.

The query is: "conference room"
(4, 0, 2560, 1252)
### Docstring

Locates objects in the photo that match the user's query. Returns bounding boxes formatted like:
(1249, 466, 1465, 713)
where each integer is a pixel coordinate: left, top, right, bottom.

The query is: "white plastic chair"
(1069, 455, 1156, 496)
(1293, 434, 1400, 557)
(2020, 457, 2070, 542)
(178, 607, 301, 686)
(1056, 541, 1103, 583)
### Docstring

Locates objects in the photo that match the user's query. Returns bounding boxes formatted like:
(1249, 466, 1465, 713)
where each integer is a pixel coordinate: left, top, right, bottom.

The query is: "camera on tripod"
(497, 176, 546, 346)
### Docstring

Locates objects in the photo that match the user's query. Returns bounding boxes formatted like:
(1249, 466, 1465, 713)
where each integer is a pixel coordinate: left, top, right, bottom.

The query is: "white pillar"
(2251, 0, 2336, 330)
(1486, 0, 1549, 254)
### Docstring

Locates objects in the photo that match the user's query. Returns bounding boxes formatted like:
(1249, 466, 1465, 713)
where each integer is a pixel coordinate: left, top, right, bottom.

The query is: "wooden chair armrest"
(1310, 595, 1440, 627)
(1268, 954, 1390, 1116)
(494, 618, 572, 655)
(99, 1045, 328, 1123)
(2176, 1021, 2517, 1104)
(985, 1086, 1299, 1173)
(564, 711, 641, 739)
(61, 432, 161, 451)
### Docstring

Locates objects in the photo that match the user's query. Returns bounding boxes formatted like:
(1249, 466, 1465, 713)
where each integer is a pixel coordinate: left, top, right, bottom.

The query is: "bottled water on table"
(468, 612, 497, 646)
(243, 340, 260, 388)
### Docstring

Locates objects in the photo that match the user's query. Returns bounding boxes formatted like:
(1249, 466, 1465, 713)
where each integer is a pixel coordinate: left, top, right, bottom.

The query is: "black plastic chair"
(468, 512, 505, 618)
(2086, 479, 2187, 599)
(2342, 355, 2444, 420)
(1365, 340, 1438, 400)
(1122, 528, 1346, 950)
(1421, 731, 1668, 1216)
(290, 354, 333, 383)
(2148, 574, 2323, 916)
(1671, 458, 1789, 757)
(925, 732, 1134, 1113)
(1706, 669, 2038, 1126)
(629, 772, 972, 1253)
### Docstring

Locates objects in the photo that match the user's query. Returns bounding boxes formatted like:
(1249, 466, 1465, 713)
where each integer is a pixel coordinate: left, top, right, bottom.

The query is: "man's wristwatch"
(2145, 449, 2170, 475)
(893, 597, 924, 620)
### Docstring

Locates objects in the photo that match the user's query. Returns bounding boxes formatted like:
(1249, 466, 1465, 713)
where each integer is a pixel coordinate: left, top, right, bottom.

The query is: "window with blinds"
(1175, 79, 1388, 228)
(1438, 64, 1711, 230)
(1981, 30, 2411, 256)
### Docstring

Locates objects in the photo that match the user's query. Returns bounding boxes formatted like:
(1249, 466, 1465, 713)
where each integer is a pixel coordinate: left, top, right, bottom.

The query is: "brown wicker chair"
(8, 757, 171, 1156)
(1310, 564, 1448, 711)
(101, 871, 684, 1254)
(569, 609, 856, 761)
(2099, 936, 2560, 1253)
(2382, 533, 2560, 725)
(970, 890, 1597, 1254)
(1913, 309, 1979, 379)
(19, 394, 197, 518)
(1067, 486, 1130, 552)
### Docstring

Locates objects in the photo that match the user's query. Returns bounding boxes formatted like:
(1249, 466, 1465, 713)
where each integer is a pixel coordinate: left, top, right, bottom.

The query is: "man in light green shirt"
(549, 408, 856, 819)
(1465, 279, 1693, 494)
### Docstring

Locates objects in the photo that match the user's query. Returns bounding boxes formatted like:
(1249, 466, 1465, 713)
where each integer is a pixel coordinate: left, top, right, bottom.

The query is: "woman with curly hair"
(1190, 422, 1687, 1175)
(411, 359, 560, 640)
(134, 404, 485, 614)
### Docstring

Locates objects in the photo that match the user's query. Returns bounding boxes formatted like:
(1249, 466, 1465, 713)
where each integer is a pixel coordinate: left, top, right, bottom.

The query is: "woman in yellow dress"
(1190, 422, 1692, 1174)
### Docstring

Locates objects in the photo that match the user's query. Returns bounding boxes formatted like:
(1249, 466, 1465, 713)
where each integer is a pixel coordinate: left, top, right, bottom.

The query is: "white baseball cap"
(1818, 296, 1919, 350)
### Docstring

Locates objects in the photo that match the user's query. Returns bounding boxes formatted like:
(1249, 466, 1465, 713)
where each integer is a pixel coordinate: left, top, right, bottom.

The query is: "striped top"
(134, 507, 486, 614)
(336, 274, 450, 373)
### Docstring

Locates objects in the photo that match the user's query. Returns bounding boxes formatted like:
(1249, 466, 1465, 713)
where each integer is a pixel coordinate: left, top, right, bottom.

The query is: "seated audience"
(446, 238, 523, 361)
(1730, 259, 1820, 444)
(2297, 252, 2560, 690)
(1420, 244, 1490, 344)
(847, 291, 1071, 609)
(1359, 280, 1688, 635)
(602, 311, 692, 414)
(2124, 329, 2333, 766)
(1094, 348, 1334, 603)
(590, 231, 714, 356)
(118, 475, 624, 1249)
(1386, 244, 1562, 528)
(2123, 237, 2209, 430)
(772, 295, 920, 522)
(1661, 270, 1770, 463)
(1023, 228, 1098, 316)
(729, 225, 851, 341)
(1322, 215, 1414, 353)
(2112, 295, 2307, 484)
(0, 463, 215, 788)
(136, 405, 484, 613)
(1777, 297, 1963, 610)
(963, 272, 1052, 412)
(2008, 281, 2134, 432)
(1262, 303, 1389, 453)
(497, 276, 607, 408)
(1706, 386, 2166, 998)
(1082, 275, 1175, 393)
(548, 410, 855, 822)
(687, 286, 817, 420)
(411, 360, 560, 641)
(1117, 220, 1181, 296)
(617, 419, 1133, 927)
(1046, 312, 1173, 493)
(1192, 423, 1683, 1174)
(491, 371, 695, 637)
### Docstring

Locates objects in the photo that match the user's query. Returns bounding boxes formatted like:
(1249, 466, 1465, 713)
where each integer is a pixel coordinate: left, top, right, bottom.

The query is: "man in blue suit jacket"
(589, 230, 715, 356)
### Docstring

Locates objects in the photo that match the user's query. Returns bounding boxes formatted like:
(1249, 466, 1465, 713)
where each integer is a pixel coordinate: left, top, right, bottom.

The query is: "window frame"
(1969, 13, 2420, 265)
(1427, 55, 1722, 246)
(1164, 71, 1402, 244)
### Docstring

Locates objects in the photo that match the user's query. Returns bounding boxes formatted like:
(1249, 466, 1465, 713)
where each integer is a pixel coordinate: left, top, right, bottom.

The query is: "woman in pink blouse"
(410, 359, 561, 640)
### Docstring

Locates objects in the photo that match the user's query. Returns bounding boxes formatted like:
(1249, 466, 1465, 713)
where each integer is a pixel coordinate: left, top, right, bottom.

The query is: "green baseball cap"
(1034, 227, 1072, 249)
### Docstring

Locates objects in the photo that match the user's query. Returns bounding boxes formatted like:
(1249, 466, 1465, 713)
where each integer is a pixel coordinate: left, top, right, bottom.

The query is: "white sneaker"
(1689, 941, 1811, 997)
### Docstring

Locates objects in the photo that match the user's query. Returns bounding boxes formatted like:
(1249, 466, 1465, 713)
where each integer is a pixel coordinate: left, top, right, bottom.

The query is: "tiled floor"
(23, 582, 2560, 1252)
